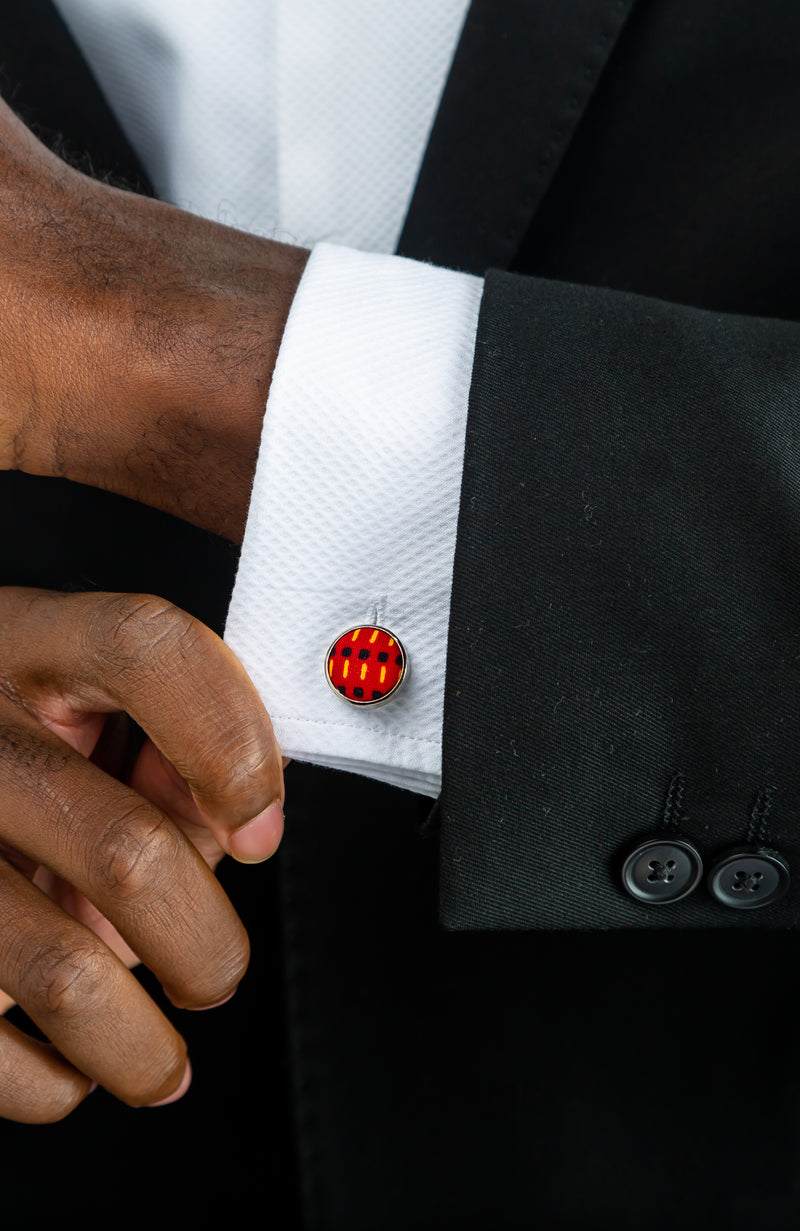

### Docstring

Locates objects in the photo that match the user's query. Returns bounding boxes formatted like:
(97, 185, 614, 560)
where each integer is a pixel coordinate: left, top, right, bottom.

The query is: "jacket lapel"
(3, 0, 638, 274)
(398, 0, 639, 274)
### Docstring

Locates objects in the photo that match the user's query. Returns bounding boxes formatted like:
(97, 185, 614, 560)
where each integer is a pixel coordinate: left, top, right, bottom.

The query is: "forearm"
(0, 97, 308, 541)
(70, 193, 309, 542)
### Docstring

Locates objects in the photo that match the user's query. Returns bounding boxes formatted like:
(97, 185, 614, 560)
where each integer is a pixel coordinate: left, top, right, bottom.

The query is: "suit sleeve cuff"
(224, 242, 483, 796)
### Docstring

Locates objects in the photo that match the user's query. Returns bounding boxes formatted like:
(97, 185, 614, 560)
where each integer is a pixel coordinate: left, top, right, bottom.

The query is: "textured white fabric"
(53, 0, 470, 252)
(54, 0, 485, 794)
(225, 245, 483, 795)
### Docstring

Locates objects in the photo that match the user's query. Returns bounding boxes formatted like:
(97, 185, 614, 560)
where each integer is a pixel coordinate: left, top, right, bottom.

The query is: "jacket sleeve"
(440, 270, 800, 931)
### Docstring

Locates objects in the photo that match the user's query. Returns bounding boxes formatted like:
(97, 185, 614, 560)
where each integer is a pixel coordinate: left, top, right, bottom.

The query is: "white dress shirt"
(53, 0, 483, 795)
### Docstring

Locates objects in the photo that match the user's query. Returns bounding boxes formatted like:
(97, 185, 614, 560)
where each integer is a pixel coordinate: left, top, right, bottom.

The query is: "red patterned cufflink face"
(326, 626, 408, 706)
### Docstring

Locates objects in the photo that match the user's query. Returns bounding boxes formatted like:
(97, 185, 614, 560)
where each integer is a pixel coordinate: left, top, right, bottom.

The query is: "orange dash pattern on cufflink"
(326, 626, 407, 705)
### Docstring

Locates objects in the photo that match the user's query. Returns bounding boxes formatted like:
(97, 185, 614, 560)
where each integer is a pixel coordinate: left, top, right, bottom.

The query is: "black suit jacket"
(3, 1, 800, 1227)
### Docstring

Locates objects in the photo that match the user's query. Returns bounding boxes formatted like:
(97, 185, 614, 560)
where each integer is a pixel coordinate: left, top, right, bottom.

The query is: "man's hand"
(0, 98, 308, 542)
(0, 587, 285, 1123)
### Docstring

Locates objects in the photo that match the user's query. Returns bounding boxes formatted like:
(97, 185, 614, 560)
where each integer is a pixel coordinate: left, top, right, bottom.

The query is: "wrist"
(118, 226, 309, 542)
(0, 122, 308, 542)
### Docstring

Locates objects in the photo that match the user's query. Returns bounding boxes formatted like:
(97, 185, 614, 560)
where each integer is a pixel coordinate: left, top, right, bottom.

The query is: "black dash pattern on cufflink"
(326, 626, 408, 706)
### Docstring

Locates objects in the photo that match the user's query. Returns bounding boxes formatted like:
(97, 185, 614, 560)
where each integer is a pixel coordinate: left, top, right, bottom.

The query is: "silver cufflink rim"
(325, 625, 409, 707)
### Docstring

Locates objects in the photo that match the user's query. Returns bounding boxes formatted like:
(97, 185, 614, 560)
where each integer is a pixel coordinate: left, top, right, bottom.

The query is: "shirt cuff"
(224, 242, 483, 797)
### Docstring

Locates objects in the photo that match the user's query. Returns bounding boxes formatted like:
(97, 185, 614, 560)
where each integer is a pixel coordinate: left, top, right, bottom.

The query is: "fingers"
(0, 589, 285, 862)
(0, 717, 250, 1011)
(0, 585, 278, 1123)
(0, 854, 188, 1115)
(128, 737, 228, 871)
(0, 1018, 91, 1124)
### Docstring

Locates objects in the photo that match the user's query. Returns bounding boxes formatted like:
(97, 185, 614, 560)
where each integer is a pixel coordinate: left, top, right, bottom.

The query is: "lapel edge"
(398, 0, 640, 273)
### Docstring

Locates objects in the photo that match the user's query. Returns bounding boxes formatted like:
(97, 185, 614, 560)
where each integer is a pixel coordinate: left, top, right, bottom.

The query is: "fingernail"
(188, 989, 237, 1012)
(147, 1060, 192, 1108)
(228, 800, 284, 863)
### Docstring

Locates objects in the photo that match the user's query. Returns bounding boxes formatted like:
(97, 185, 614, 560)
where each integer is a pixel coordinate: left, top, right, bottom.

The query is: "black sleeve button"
(707, 847, 790, 910)
(621, 837, 703, 904)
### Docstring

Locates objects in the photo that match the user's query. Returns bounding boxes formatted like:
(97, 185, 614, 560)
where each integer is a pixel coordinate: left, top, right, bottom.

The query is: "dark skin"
(0, 587, 286, 1122)
(0, 99, 307, 1119)
(0, 96, 309, 541)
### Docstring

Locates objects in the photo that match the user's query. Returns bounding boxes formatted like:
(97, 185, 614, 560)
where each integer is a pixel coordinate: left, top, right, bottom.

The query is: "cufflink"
(326, 626, 408, 706)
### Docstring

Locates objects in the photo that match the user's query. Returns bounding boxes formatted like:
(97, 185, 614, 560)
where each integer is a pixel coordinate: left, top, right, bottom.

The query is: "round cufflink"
(325, 626, 408, 706)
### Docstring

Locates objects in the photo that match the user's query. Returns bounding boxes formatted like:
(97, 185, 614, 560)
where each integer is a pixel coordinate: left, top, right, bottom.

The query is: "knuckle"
(19, 939, 113, 1022)
(88, 592, 195, 674)
(89, 804, 182, 903)
(197, 725, 276, 799)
